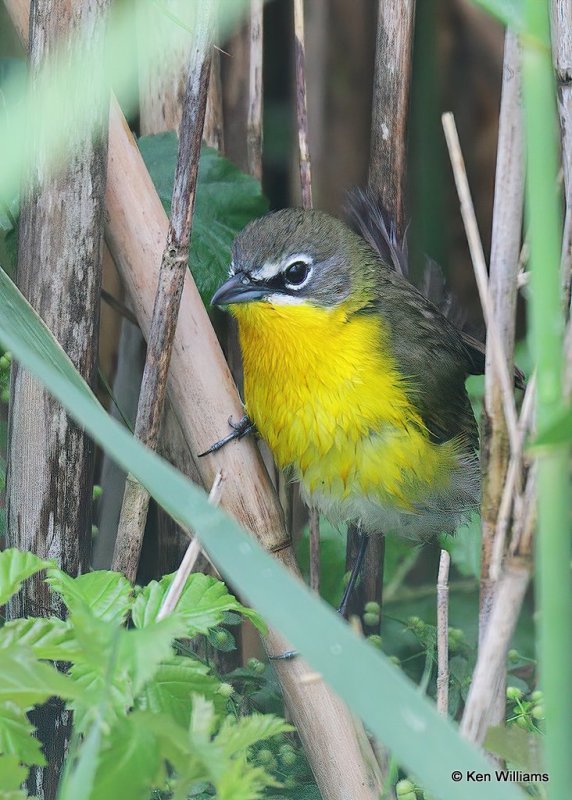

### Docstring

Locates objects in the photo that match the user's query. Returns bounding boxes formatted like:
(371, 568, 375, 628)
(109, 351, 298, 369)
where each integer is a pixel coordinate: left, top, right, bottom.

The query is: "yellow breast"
(231, 300, 458, 512)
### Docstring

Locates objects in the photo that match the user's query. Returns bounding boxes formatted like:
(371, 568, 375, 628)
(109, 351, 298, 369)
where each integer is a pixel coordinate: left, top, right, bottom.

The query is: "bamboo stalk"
(293, 0, 312, 210)
(436, 550, 450, 717)
(522, 3, 572, 795)
(369, 0, 416, 239)
(112, 2, 215, 580)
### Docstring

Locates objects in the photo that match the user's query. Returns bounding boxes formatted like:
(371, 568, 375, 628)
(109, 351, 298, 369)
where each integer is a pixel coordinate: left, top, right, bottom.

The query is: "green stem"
(522, 4, 572, 797)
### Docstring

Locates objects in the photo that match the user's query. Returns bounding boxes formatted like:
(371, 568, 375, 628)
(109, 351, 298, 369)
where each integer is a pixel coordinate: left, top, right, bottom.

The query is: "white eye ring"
(283, 259, 312, 290)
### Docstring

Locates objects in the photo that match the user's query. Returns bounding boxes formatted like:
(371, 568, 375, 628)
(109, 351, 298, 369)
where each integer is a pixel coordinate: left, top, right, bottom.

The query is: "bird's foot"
(198, 414, 256, 457)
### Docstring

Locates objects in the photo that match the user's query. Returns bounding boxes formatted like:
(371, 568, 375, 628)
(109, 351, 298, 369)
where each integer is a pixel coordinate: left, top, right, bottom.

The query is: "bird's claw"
(198, 414, 256, 457)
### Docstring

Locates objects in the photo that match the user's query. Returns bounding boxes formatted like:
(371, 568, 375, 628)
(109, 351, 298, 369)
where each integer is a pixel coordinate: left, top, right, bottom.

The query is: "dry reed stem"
(436, 549, 450, 717)
(157, 471, 224, 621)
(480, 30, 524, 626)
(247, 0, 263, 180)
(442, 112, 520, 454)
(309, 507, 320, 593)
(112, 2, 214, 581)
(369, 0, 416, 239)
(293, 0, 312, 210)
(204, 45, 225, 152)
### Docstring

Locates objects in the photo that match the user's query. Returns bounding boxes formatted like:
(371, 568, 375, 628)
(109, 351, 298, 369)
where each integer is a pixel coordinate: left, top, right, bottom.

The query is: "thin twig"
(112, 2, 215, 581)
(293, 0, 312, 210)
(309, 507, 320, 593)
(157, 471, 224, 621)
(436, 549, 450, 717)
(442, 112, 520, 455)
(490, 375, 536, 581)
(247, 0, 263, 180)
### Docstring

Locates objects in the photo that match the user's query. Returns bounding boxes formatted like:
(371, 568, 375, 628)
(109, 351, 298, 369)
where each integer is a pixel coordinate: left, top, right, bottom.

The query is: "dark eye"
(284, 261, 310, 287)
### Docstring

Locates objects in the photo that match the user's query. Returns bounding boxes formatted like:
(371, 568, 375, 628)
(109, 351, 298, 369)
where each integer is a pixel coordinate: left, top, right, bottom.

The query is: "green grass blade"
(522, 3, 572, 798)
(0, 266, 525, 800)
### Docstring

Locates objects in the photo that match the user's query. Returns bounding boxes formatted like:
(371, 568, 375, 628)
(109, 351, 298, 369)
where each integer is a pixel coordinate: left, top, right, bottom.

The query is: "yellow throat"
(231, 298, 459, 516)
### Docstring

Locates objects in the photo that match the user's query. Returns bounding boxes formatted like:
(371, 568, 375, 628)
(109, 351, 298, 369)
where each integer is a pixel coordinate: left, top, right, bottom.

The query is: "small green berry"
(280, 749, 298, 767)
(363, 611, 380, 627)
(367, 634, 383, 649)
(1, 388, 9, 404)
(531, 705, 544, 720)
(507, 649, 520, 663)
(247, 657, 265, 674)
(213, 629, 230, 647)
(92, 484, 103, 500)
(278, 742, 295, 755)
(396, 778, 416, 797)
(389, 655, 401, 667)
(530, 690, 543, 703)
(515, 714, 529, 729)
(506, 686, 523, 701)
(217, 682, 234, 698)
(364, 601, 381, 615)
(256, 748, 273, 764)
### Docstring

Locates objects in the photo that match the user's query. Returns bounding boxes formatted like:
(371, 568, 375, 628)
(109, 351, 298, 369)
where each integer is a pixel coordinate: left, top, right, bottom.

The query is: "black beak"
(211, 273, 269, 306)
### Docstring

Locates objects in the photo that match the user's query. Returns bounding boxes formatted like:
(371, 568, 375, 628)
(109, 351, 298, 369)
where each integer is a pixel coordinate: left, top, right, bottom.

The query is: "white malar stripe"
(266, 293, 307, 306)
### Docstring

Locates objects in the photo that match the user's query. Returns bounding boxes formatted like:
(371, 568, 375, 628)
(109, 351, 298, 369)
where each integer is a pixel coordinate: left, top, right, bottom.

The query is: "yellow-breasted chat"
(205, 190, 523, 621)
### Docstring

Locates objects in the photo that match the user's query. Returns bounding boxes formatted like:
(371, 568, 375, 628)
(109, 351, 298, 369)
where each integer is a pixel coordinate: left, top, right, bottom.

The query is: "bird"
(206, 189, 523, 617)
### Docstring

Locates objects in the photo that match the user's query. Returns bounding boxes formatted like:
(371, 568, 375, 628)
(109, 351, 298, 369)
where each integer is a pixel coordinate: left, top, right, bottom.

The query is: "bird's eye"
(284, 261, 310, 287)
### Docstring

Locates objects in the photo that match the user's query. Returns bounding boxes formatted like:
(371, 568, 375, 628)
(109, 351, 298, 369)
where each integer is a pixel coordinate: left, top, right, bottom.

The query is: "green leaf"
(216, 713, 293, 757)
(89, 717, 163, 800)
(0, 549, 51, 606)
(0, 266, 526, 800)
(132, 572, 265, 635)
(137, 656, 223, 728)
(0, 704, 45, 766)
(138, 135, 268, 304)
(118, 618, 181, 696)
(0, 647, 81, 709)
(57, 722, 102, 800)
(0, 618, 80, 661)
(484, 725, 544, 772)
(0, 754, 27, 793)
(45, 569, 133, 624)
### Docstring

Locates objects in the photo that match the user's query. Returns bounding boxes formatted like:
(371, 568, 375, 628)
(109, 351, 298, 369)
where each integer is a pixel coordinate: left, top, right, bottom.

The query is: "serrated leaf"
(484, 725, 544, 772)
(0, 754, 27, 792)
(118, 618, 180, 696)
(0, 618, 79, 661)
(137, 656, 223, 728)
(217, 713, 293, 757)
(45, 569, 132, 624)
(137, 135, 268, 305)
(89, 717, 163, 800)
(132, 572, 265, 635)
(0, 703, 45, 766)
(0, 648, 81, 709)
(0, 549, 51, 607)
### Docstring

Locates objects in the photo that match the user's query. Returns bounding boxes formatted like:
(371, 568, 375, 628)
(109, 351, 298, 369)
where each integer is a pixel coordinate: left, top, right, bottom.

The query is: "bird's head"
(211, 209, 378, 312)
